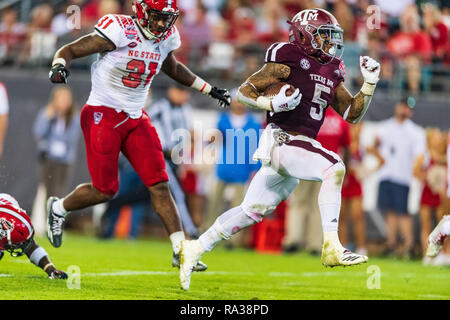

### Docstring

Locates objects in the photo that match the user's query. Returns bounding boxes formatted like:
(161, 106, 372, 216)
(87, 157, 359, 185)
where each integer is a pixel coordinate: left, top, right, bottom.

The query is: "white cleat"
(426, 215, 450, 258)
(179, 240, 205, 290)
(321, 241, 368, 267)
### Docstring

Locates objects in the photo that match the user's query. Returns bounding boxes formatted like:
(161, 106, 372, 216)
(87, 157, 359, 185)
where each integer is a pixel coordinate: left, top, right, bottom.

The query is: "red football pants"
(80, 105, 168, 195)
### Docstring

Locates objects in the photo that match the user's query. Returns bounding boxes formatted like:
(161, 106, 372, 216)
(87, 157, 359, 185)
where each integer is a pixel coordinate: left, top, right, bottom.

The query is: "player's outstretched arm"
(332, 56, 380, 124)
(24, 239, 68, 279)
(162, 52, 231, 108)
(236, 62, 301, 113)
(49, 33, 115, 83)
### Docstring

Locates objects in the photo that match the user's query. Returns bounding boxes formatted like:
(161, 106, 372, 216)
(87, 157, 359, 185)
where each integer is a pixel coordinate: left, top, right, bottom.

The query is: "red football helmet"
(287, 8, 344, 63)
(132, 0, 179, 40)
(0, 194, 34, 257)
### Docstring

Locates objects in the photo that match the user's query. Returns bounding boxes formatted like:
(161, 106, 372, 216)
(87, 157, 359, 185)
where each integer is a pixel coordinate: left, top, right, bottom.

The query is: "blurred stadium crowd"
(0, 0, 449, 266)
(0, 0, 450, 95)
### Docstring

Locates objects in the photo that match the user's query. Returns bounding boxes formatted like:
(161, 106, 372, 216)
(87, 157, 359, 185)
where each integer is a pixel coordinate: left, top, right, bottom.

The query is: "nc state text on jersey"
(128, 50, 161, 61)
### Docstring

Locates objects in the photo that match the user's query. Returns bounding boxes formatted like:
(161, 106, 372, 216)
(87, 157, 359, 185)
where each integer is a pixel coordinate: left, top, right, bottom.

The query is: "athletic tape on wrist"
(256, 96, 273, 111)
(43, 262, 54, 272)
(190, 77, 212, 94)
(361, 82, 376, 96)
(52, 58, 66, 67)
(30, 246, 48, 266)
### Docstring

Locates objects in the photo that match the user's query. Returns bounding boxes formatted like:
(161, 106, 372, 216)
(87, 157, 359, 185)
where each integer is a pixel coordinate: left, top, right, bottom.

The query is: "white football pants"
(199, 134, 346, 252)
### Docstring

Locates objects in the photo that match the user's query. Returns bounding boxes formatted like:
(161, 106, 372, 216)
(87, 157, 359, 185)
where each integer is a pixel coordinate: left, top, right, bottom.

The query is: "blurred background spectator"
(373, 97, 426, 259)
(204, 88, 261, 248)
(32, 85, 80, 231)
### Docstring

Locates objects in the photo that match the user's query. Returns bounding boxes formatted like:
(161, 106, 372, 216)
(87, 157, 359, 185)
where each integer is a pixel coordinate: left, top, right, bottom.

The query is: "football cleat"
(321, 241, 368, 267)
(46, 197, 65, 248)
(179, 240, 205, 290)
(426, 215, 450, 258)
(172, 252, 208, 272)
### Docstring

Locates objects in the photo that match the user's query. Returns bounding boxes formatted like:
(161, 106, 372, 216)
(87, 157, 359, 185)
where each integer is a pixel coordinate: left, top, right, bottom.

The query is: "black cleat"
(46, 197, 65, 248)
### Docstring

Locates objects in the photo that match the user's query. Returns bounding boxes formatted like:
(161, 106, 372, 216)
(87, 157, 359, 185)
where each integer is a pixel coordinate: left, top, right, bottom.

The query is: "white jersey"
(376, 118, 426, 186)
(86, 14, 181, 118)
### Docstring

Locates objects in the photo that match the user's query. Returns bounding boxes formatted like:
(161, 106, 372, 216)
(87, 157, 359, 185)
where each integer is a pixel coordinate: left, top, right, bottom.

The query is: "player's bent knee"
(321, 161, 346, 186)
(90, 184, 115, 202)
(241, 204, 277, 223)
(148, 181, 170, 198)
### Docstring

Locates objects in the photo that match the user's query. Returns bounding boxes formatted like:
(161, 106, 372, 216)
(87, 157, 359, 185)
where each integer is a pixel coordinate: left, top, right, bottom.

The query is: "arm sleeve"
(93, 14, 127, 49)
(0, 84, 9, 115)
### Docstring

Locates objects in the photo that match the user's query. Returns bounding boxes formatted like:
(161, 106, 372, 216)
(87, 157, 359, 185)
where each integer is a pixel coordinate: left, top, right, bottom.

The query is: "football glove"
(49, 270, 68, 280)
(360, 56, 380, 85)
(0, 250, 3, 261)
(271, 85, 302, 113)
(49, 64, 70, 84)
(209, 87, 231, 108)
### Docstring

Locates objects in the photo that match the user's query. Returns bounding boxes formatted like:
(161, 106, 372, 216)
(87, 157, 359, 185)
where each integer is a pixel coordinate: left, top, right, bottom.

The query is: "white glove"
(271, 85, 302, 113)
(360, 56, 380, 84)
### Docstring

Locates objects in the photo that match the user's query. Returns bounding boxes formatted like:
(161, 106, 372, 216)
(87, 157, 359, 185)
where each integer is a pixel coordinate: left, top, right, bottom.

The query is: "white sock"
(323, 231, 344, 250)
(170, 231, 185, 255)
(52, 199, 68, 217)
(199, 206, 257, 252)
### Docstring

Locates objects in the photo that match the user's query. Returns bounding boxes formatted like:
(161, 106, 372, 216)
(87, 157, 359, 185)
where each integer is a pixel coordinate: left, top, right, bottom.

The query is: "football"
(263, 82, 296, 98)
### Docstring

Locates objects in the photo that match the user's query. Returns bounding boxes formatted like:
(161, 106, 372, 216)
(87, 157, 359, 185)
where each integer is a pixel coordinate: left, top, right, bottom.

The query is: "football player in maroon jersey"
(180, 8, 381, 290)
(0, 194, 67, 279)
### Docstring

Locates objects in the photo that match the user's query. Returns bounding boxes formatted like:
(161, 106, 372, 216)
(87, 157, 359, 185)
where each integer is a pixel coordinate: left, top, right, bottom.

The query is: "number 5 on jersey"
(122, 59, 158, 88)
(310, 83, 330, 121)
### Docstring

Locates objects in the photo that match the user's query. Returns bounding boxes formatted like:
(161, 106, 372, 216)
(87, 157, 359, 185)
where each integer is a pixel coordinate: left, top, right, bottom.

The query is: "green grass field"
(1, 234, 449, 300)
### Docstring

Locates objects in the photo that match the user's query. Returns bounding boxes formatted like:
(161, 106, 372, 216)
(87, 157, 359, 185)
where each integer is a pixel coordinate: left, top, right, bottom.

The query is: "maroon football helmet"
(287, 8, 344, 63)
(132, 0, 179, 40)
(0, 194, 34, 257)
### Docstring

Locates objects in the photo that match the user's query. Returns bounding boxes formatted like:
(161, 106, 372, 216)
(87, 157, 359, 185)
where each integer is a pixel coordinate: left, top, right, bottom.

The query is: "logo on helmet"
(293, 9, 319, 25)
(0, 218, 14, 240)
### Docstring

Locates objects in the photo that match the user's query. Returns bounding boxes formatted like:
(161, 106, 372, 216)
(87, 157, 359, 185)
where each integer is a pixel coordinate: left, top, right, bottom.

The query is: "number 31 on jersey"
(122, 59, 158, 88)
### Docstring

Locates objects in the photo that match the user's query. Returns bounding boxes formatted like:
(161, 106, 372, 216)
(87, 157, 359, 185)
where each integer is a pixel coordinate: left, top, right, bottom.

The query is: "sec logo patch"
(300, 58, 310, 70)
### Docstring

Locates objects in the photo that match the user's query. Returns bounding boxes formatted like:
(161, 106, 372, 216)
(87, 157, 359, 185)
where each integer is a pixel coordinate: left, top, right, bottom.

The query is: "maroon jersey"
(264, 42, 345, 139)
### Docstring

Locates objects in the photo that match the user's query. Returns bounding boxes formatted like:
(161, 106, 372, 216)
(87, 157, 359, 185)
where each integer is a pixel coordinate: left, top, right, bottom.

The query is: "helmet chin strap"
(135, 18, 158, 40)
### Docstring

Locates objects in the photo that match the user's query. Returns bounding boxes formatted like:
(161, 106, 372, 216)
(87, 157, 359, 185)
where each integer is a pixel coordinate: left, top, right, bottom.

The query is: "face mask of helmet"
(311, 26, 344, 62)
(3, 237, 32, 257)
(136, 6, 179, 40)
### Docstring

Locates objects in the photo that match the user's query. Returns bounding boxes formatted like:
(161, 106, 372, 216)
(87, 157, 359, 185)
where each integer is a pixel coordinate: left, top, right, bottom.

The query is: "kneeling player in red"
(0, 193, 67, 279)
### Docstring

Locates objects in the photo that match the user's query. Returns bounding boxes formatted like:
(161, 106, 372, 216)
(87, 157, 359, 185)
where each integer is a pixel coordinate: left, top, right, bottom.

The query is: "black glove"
(208, 87, 231, 108)
(0, 250, 3, 261)
(49, 270, 68, 280)
(49, 64, 70, 84)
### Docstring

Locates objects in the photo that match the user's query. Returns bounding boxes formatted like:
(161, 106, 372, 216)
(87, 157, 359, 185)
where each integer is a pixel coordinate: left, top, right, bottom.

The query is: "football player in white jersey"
(47, 0, 231, 272)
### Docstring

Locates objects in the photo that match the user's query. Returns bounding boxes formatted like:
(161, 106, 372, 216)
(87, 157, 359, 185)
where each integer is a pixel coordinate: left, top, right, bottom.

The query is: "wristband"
(30, 246, 48, 266)
(256, 96, 273, 112)
(190, 77, 212, 95)
(361, 81, 376, 96)
(43, 263, 54, 272)
(52, 58, 66, 67)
